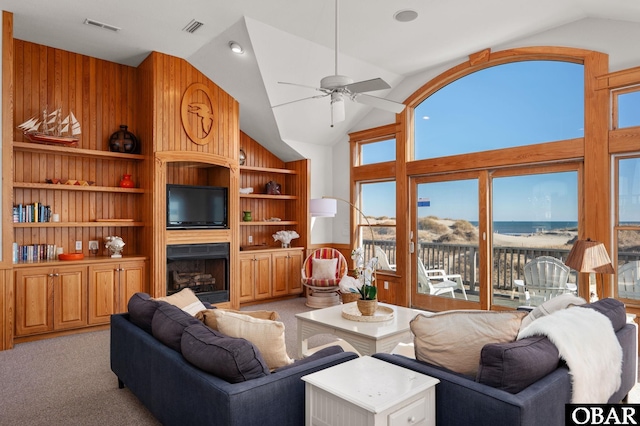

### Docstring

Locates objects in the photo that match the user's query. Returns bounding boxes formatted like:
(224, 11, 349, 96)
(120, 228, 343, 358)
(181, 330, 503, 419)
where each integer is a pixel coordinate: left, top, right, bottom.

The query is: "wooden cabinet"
(15, 265, 87, 336)
(239, 251, 272, 303)
(239, 248, 303, 303)
(272, 249, 303, 297)
(14, 257, 145, 337)
(88, 260, 146, 325)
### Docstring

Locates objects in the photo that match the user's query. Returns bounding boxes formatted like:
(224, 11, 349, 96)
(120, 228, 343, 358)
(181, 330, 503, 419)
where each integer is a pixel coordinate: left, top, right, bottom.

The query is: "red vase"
(119, 174, 135, 188)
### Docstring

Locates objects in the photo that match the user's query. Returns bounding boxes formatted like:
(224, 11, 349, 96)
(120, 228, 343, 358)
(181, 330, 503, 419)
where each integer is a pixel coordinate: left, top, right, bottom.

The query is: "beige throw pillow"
(411, 310, 527, 377)
(519, 293, 586, 331)
(155, 288, 206, 316)
(196, 308, 280, 331)
(312, 258, 338, 279)
(211, 310, 293, 370)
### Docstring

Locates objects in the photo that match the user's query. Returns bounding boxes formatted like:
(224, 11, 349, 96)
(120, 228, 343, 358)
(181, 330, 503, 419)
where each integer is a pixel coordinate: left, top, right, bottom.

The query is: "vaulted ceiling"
(4, 0, 640, 160)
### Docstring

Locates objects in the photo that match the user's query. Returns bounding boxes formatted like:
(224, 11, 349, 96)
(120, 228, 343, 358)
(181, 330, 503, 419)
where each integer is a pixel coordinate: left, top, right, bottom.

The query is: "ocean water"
(470, 221, 578, 236)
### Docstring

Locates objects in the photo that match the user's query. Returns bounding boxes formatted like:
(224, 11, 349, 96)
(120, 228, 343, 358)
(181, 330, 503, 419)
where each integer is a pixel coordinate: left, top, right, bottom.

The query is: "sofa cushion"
(273, 345, 345, 373)
(411, 310, 527, 377)
(156, 288, 207, 316)
(196, 308, 280, 331)
(579, 298, 626, 332)
(181, 323, 270, 383)
(476, 335, 560, 393)
(519, 293, 586, 331)
(212, 310, 294, 370)
(127, 292, 161, 334)
(151, 302, 202, 352)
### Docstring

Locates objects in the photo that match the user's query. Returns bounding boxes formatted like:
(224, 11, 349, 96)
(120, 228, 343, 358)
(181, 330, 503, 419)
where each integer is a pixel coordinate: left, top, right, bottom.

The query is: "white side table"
(302, 356, 439, 426)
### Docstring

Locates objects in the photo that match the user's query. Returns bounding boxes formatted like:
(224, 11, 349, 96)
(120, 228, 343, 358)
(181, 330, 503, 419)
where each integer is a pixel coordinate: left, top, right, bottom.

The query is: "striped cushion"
(302, 277, 341, 287)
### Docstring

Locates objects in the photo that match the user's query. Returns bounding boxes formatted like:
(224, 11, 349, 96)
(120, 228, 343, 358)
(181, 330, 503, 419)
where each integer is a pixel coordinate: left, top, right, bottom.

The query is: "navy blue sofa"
(110, 312, 358, 426)
(373, 300, 638, 426)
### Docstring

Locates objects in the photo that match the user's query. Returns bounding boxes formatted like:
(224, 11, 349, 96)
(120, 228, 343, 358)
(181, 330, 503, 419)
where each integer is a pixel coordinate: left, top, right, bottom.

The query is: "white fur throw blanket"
(517, 307, 622, 403)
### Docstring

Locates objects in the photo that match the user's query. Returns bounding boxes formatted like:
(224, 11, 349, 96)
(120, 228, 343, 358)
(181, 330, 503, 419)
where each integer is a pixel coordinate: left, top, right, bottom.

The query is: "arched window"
(414, 61, 584, 159)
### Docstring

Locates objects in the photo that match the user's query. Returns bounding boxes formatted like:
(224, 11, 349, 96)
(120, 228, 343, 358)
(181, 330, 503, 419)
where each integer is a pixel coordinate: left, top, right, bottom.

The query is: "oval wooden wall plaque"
(181, 83, 216, 146)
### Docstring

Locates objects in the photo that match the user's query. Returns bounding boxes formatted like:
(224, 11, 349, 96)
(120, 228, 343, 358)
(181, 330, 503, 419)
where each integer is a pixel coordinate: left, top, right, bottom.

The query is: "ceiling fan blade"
(278, 81, 330, 93)
(271, 94, 329, 109)
(353, 93, 406, 114)
(344, 78, 390, 94)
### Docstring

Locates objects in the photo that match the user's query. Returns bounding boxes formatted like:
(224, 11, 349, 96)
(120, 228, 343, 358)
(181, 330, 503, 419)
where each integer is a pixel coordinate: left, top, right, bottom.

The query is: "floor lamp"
(564, 238, 614, 300)
(309, 195, 378, 275)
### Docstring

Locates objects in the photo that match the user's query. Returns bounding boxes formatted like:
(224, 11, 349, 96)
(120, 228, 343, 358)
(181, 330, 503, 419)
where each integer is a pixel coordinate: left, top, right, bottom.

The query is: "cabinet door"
(254, 252, 272, 300)
(53, 266, 87, 330)
(118, 260, 146, 312)
(287, 250, 303, 295)
(88, 264, 118, 325)
(15, 268, 53, 336)
(238, 254, 256, 302)
(272, 252, 290, 297)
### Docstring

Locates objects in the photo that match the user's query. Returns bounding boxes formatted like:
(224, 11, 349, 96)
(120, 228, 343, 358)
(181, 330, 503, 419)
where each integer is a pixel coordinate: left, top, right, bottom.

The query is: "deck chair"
(514, 256, 572, 305)
(417, 258, 457, 298)
(618, 260, 640, 299)
(301, 248, 348, 308)
(375, 246, 396, 270)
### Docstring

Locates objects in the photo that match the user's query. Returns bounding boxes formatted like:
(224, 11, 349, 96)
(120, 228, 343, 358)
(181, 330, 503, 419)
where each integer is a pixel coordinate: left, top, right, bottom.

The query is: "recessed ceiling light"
(394, 9, 418, 23)
(229, 41, 244, 54)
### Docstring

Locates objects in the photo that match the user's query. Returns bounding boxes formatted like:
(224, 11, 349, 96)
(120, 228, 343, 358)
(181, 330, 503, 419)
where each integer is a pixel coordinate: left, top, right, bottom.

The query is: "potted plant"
(352, 247, 378, 315)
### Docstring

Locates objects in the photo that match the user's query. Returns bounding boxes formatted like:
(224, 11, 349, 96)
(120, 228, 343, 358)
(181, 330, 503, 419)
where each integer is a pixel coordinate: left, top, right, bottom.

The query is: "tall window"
(615, 155, 640, 300)
(360, 181, 396, 269)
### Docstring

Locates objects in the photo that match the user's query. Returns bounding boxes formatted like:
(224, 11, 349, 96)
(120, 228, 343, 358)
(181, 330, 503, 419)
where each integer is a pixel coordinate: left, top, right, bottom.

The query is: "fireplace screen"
(166, 243, 229, 304)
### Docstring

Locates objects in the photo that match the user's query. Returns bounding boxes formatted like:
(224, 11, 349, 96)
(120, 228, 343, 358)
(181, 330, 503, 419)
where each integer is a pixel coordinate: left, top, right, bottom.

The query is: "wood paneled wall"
(12, 40, 145, 255)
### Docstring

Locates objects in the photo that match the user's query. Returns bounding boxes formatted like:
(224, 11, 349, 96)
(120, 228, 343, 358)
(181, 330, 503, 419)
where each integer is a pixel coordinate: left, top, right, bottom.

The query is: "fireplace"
(166, 243, 230, 304)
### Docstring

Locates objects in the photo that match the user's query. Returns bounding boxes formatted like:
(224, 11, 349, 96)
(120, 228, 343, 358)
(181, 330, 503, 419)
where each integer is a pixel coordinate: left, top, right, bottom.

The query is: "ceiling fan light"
(229, 41, 244, 54)
(331, 94, 345, 125)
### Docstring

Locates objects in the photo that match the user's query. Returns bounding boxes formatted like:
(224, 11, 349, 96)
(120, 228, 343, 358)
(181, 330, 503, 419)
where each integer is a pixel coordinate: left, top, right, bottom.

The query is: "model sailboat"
(18, 107, 81, 146)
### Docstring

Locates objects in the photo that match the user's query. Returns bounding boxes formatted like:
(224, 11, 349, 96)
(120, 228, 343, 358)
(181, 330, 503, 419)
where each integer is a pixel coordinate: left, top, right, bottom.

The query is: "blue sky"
(363, 61, 584, 221)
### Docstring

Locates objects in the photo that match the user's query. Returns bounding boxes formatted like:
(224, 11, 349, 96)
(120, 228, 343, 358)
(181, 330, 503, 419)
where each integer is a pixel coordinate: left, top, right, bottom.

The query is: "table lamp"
(564, 238, 614, 300)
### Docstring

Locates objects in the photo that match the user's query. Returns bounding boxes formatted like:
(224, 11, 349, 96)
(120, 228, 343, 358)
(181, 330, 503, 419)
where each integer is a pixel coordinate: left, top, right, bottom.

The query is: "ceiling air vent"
(183, 19, 204, 34)
(84, 18, 121, 32)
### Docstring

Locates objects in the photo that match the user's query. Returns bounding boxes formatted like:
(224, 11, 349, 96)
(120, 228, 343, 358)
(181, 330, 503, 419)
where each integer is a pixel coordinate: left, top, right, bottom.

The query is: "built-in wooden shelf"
(239, 221, 297, 226)
(239, 193, 297, 200)
(14, 221, 145, 228)
(14, 182, 145, 193)
(240, 165, 298, 174)
(13, 141, 145, 160)
(12, 255, 148, 268)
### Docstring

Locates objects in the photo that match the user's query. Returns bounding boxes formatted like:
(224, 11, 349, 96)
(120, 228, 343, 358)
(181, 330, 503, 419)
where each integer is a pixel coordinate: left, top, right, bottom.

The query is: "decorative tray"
(58, 253, 84, 261)
(342, 304, 394, 322)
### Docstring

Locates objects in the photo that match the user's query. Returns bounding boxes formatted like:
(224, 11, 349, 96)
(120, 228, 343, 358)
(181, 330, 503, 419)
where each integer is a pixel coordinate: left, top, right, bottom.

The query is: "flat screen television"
(166, 184, 228, 229)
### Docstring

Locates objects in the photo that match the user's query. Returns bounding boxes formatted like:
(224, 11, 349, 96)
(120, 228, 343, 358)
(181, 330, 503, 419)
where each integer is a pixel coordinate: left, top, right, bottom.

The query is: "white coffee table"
(296, 302, 423, 357)
(302, 356, 439, 426)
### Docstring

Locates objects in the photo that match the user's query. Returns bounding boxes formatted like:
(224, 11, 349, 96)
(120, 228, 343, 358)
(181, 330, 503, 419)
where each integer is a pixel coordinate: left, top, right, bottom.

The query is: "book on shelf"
(13, 203, 52, 223)
(12, 243, 58, 263)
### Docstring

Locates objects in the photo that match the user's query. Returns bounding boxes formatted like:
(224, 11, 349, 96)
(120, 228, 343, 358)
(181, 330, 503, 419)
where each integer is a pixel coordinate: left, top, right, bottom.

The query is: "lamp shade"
(565, 239, 615, 274)
(310, 198, 337, 217)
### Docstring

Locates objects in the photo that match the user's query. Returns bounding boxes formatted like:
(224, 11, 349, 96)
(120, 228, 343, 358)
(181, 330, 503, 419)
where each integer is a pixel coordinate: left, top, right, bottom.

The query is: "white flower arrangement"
(351, 247, 378, 299)
(272, 230, 300, 245)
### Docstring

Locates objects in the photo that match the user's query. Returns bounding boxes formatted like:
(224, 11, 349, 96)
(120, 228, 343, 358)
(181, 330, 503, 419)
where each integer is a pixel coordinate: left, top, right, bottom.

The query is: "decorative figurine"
(104, 236, 125, 258)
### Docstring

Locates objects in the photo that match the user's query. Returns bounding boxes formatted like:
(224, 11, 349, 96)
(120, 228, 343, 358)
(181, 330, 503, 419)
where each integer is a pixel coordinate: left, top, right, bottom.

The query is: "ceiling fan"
(273, 0, 406, 127)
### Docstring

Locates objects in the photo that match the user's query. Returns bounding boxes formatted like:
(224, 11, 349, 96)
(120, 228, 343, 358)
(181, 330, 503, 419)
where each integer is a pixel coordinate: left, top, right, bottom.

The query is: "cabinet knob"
(408, 416, 416, 424)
